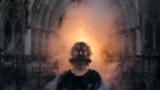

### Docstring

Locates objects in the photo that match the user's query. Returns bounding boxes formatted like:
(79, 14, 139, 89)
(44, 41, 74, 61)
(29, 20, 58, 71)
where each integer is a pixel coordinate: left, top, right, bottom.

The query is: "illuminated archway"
(30, 0, 139, 56)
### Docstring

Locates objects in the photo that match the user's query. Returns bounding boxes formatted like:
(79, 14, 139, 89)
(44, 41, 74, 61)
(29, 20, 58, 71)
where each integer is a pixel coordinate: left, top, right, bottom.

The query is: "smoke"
(47, 0, 126, 89)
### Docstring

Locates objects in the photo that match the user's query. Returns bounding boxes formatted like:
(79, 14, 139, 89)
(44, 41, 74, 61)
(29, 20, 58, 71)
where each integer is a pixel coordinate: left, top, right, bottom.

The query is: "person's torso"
(62, 69, 101, 90)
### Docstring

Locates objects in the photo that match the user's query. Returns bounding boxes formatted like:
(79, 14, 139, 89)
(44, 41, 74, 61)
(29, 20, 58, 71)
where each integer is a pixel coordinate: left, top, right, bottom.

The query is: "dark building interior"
(0, 0, 160, 90)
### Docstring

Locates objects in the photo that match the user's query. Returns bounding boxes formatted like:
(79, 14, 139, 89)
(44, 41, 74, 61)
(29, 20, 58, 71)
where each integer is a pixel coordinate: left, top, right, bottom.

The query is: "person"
(55, 42, 102, 90)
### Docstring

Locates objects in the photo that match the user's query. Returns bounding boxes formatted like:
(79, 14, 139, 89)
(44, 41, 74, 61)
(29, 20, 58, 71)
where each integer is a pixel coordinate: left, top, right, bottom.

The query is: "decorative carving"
(6, 1, 21, 24)
(7, 7, 21, 24)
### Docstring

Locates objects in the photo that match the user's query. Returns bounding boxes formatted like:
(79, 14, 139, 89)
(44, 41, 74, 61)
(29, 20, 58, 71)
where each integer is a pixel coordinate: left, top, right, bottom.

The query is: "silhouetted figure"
(55, 42, 102, 90)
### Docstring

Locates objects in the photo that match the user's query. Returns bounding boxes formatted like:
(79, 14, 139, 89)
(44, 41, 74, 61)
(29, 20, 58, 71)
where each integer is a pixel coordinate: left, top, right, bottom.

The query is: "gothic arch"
(30, 0, 139, 31)
(118, 0, 139, 29)
(30, 0, 71, 30)
(141, 0, 160, 53)
(0, 0, 26, 29)
(30, 0, 139, 55)
(0, 0, 26, 54)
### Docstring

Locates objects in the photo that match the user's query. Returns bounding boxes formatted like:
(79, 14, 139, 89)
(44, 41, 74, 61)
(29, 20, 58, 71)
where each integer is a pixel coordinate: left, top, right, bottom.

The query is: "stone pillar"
(31, 29, 36, 54)
(35, 30, 39, 55)
(25, 29, 31, 55)
(136, 29, 141, 55)
(42, 32, 46, 55)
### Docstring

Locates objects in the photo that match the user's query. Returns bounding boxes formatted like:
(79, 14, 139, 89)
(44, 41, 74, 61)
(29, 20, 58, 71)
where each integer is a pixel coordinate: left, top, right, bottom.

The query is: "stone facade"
(0, 0, 160, 90)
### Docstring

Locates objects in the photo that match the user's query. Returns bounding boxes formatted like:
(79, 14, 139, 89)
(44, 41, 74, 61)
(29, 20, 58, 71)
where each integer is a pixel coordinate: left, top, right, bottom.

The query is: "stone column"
(136, 29, 141, 55)
(25, 29, 31, 55)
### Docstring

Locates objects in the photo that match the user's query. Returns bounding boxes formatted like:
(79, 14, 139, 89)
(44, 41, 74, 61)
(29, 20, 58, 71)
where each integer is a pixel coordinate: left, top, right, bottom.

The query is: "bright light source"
(78, 28, 88, 42)
(79, 29, 84, 34)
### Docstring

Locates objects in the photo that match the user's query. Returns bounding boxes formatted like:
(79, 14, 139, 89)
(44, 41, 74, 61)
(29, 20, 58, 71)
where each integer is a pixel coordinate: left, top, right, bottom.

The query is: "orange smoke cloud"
(47, 0, 125, 87)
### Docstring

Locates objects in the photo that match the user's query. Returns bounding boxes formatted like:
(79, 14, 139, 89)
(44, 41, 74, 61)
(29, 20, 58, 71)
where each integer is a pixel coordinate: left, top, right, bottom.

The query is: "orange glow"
(47, 0, 124, 79)
(78, 28, 88, 42)
(48, 19, 123, 73)
(47, 0, 127, 87)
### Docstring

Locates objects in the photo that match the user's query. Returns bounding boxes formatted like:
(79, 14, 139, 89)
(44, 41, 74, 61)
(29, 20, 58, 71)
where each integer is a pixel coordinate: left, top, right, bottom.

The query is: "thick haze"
(47, 0, 126, 89)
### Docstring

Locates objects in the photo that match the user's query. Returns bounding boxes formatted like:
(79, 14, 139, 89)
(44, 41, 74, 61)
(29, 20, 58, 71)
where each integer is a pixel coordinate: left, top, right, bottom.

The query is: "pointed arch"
(0, 0, 26, 54)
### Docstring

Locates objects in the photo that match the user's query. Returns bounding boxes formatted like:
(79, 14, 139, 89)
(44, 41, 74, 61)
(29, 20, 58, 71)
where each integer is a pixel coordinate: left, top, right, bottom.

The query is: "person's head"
(69, 42, 91, 67)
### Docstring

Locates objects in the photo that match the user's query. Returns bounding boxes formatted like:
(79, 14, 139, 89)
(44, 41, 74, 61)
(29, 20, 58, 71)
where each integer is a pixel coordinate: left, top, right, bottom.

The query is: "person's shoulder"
(88, 69, 102, 82)
(88, 69, 101, 77)
(89, 69, 100, 75)
(59, 69, 72, 77)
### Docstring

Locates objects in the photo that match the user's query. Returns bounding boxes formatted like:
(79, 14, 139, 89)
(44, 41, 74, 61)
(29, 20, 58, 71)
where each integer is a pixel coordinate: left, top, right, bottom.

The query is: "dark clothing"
(55, 69, 102, 90)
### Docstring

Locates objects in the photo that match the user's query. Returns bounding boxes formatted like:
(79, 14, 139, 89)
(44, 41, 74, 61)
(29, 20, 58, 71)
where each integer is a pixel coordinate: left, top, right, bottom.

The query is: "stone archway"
(0, 0, 26, 55)
(30, 0, 139, 32)
(30, 0, 139, 56)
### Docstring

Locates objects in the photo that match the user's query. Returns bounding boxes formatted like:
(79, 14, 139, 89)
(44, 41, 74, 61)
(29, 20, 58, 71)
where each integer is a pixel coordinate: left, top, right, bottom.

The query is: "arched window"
(3, 0, 25, 55)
